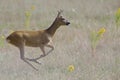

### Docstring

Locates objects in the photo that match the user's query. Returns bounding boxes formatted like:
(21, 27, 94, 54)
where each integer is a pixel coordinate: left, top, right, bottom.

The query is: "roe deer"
(6, 10, 70, 70)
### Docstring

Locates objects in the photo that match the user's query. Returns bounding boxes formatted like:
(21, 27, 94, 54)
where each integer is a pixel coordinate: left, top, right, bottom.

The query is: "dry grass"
(0, 0, 120, 80)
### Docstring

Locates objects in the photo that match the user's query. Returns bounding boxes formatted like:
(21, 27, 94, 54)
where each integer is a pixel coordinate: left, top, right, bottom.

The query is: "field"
(0, 0, 120, 80)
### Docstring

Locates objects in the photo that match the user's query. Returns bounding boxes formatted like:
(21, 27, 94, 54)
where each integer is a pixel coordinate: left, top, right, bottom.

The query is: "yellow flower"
(116, 8, 120, 16)
(97, 28, 106, 35)
(115, 8, 120, 27)
(25, 11, 31, 17)
(68, 65, 75, 72)
(31, 5, 35, 10)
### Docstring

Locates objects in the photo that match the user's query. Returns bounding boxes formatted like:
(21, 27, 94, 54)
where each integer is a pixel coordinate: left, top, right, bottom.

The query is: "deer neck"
(46, 19, 60, 37)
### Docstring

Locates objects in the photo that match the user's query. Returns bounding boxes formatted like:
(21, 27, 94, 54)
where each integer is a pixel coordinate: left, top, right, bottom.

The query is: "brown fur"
(6, 10, 70, 70)
(7, 30, 49, 47)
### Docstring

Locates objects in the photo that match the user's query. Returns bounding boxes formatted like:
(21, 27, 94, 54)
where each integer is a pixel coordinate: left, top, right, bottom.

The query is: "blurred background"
(0, 0, 120, 80)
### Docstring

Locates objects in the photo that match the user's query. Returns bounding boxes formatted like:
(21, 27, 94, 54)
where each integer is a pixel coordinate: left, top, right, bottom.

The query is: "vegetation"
(90, 28, 105, 55)
(115, 8, 120, 29)
(0, 0, 120, 80)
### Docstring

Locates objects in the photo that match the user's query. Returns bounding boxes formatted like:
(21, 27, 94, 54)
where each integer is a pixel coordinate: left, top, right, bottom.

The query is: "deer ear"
(57, 10, 63, 17)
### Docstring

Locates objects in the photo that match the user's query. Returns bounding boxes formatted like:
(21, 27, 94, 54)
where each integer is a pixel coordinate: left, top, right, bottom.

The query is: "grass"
(115, 8, 120, 29)
(0, 36, 4, 47)
(0, 0, 120, 80)
(90, 27, 106, 55)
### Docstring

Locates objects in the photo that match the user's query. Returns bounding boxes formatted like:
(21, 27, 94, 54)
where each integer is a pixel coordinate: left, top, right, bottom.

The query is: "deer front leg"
(28, 45, 46, 60)
(26, 45, 45, 64)
(36, 42, 54, 59)
(27, 42, 54, 61)
(18, 44, 38, 71)
(45, 42, 54, 55)
(39, 42, 54, 57)
(25, 47, 42, 64)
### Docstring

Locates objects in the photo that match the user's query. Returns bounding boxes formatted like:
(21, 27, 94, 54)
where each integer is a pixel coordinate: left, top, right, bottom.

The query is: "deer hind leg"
(18, 42, 38, 71)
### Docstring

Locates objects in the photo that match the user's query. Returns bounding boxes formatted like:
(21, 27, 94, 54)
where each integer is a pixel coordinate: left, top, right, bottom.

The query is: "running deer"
(6, 10, 70, 70)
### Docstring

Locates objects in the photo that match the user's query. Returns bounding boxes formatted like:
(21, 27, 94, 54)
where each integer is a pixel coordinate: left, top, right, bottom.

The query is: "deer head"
(56, 10, 70, 26)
